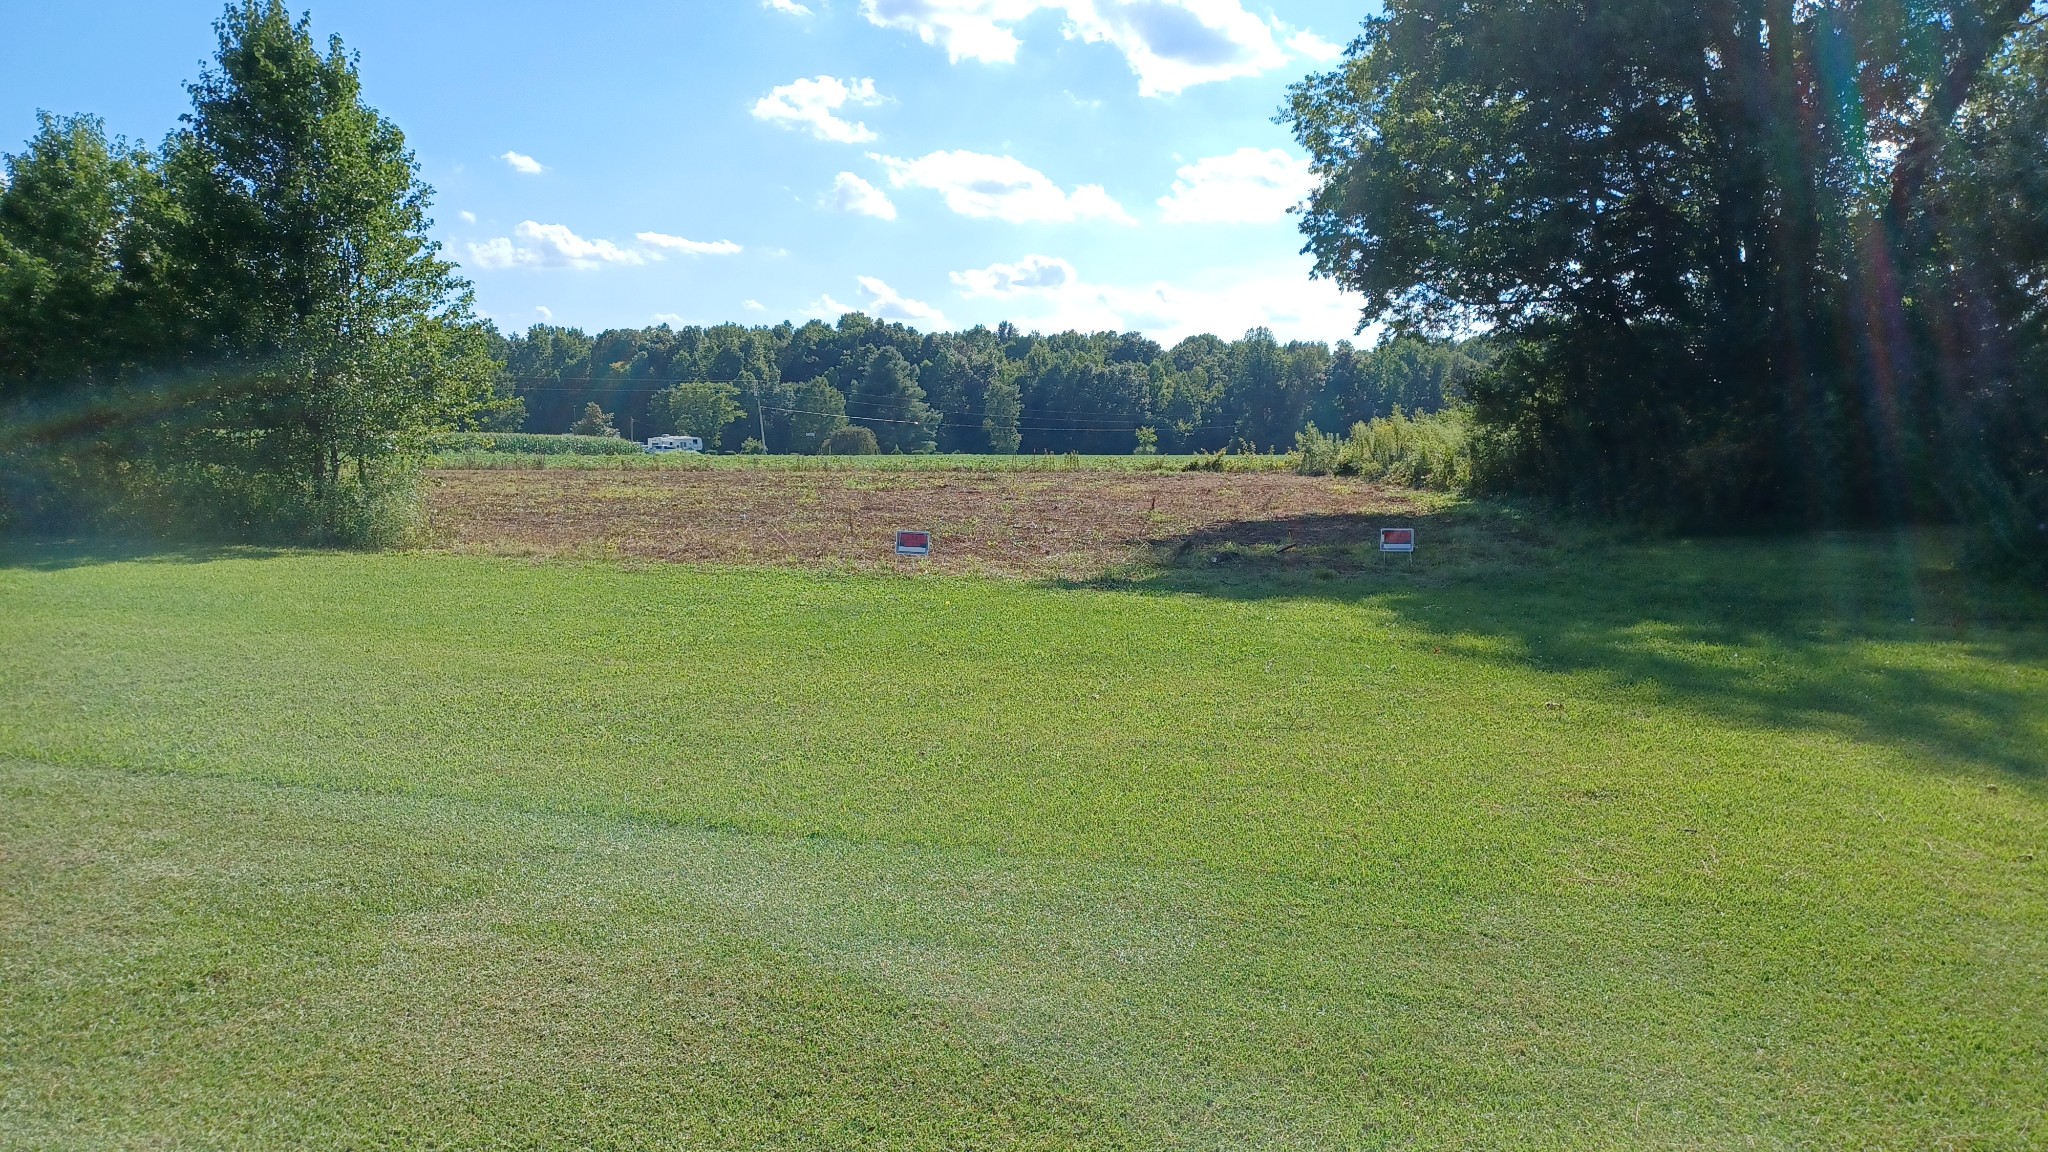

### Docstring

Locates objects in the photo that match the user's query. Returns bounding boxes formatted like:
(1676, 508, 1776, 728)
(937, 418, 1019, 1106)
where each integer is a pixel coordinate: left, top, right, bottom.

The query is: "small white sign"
(895, 530, 932, 556)
(1380, 527, 1417, 553)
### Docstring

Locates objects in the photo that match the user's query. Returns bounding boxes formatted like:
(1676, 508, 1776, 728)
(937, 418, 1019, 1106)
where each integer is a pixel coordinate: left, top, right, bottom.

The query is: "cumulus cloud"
(861, 0, 1334, 95)
(805, 278, 949, 328)
(762, 0, 812, 13)
(499, 150, 545, 174)
(1157, 147, 1315, 224)
(653, 312, 686, 326)
(752, 76, 886, 144)
(534, 306, 554, 321)
(636, 232, 744, 255)
(859, 0, 1039, 63)
(469, 222, 644, 269)
(458, 210, 478, 225)
(743, 299, 768, 311)
(1283, 27, 1344, 63)
(875, 150, 1132, 223)
(828, 171, 898, 219)
(858, 276, 949, 327)
(951, 254, 1078, 296)
(805, 293, 852, 319)
(948, 254, 1360, 343)
(1063, 0, 1287, 96)
(467, 222, 739, 269)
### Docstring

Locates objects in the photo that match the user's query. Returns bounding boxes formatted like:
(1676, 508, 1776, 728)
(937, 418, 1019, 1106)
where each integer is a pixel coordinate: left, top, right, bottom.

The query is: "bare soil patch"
(426, 469, 1431, 578)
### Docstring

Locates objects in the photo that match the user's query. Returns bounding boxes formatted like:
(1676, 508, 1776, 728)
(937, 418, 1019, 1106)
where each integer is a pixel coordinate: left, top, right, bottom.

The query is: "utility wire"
(753, 403, 1243, 436)
(494, 375, 1183, 418)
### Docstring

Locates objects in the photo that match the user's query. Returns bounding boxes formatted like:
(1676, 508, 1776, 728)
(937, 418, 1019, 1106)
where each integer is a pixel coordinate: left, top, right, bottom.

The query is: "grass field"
(3, 485, 2046, 1148)
(425, 449, 1293, 473)
(425, 467, 1446, 578)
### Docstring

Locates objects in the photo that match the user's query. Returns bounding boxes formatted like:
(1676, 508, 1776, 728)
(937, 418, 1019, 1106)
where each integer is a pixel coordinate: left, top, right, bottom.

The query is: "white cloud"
(743, 299, 767, 312)
(762, 0, 812, 13)
(859, 0, 1038, 63)
(752, 76, 886, 144)
(951, 254, 1078, 296)
(805, 293, 851, 319)
(860, 1, 1334, 95)
(653, 312, 686, 326)
(1063, 0, 1287, 96)
(458, 210, 478, 225)
(875, 150, 1132, 223)
(827, 171, 898, 219)
(499, 150, 545, 174)
(469, 221, 646, 269)
(1157, 147, 1315, 224)
(534, 306, 554, 321)
(1283, 27, 1344, 63)
(805, 278, 948, 327)
(468, 223, 743, 269)
(948, 254, 1360, 343)
(857, 276, 949, 328)
(637, 232, 744, 256)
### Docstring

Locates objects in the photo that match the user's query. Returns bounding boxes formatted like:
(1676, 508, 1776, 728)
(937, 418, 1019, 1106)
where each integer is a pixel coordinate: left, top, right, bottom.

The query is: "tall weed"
(1294, 408, 1474, 491)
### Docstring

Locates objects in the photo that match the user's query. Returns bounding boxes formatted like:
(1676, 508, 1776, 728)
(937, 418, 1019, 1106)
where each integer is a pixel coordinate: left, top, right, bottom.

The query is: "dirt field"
(426, 468, 1433, 578)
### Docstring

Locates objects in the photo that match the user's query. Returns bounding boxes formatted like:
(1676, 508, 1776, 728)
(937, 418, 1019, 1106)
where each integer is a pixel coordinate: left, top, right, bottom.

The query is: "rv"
(645, 435, 704, 454)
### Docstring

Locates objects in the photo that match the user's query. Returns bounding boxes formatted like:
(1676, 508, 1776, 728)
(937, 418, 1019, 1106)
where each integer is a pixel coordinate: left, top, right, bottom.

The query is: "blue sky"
(2, 0, 1375, 342)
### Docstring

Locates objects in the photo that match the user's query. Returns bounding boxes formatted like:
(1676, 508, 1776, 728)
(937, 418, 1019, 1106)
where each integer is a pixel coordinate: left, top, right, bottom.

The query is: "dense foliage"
(0, 2, 493, 543)
(1287, 0, 2048, 569)
(491, 317, 1477, 457)
(1293, 409, 1473, 490)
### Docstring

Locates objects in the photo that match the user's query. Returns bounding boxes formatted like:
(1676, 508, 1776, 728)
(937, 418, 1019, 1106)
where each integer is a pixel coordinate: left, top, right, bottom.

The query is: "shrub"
(1293, 424, 1345, 476)
(1288, 408, 1475, 490)
(821, 425, 880, 455)
(1340, 407, 1474, 491)
(567, 403, 618, 437)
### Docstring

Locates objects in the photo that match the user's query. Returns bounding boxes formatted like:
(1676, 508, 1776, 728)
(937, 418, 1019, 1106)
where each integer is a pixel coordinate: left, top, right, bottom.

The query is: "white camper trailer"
(645, 435, 704, 454)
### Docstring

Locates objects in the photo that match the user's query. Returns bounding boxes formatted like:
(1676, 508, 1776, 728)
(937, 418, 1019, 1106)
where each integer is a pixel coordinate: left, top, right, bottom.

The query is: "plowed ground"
(426, 468, 1433, 578)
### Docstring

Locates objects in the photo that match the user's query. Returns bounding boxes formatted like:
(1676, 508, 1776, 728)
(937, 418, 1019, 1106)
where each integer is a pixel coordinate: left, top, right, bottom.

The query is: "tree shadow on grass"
(0, 537, 294, 572)
(1084, 503, 2048, 785)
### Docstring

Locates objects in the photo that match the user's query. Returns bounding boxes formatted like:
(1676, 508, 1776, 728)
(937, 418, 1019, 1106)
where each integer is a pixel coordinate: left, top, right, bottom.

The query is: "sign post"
(1380, 527, 1417, 554)
(895, 530, 932, 557)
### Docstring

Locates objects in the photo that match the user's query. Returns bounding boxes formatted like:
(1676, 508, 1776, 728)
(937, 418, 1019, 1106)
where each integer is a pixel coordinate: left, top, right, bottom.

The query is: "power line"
(755, 403, 1243, 436)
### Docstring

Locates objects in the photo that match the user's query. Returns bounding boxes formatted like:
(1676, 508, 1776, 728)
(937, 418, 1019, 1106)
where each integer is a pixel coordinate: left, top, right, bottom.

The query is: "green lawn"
(2, 526, 2045, 1148)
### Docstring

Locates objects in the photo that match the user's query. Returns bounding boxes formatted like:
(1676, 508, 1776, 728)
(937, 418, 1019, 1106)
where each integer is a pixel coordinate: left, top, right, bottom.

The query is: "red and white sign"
(1380, 527, 1417, 553)
(895, 530, 932, 556)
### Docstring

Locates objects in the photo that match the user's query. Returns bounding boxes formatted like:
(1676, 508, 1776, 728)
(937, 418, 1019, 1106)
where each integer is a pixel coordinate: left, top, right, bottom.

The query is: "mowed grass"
(2, 524, 2046, 1149)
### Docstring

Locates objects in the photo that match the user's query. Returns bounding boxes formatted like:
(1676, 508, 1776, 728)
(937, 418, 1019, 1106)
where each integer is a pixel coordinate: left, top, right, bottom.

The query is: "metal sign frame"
(895, 530, 933, 556)
(1380, 527, 1417, 553)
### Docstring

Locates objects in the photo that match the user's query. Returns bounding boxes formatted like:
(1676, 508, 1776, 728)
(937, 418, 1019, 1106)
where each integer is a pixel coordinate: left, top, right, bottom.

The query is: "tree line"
(490, 319, 1478, 456)
(1286, 0, 2048, 570)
